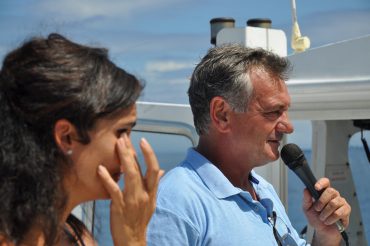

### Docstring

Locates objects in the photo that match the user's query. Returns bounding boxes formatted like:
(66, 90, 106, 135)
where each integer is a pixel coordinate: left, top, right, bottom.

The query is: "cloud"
(34, 0, 187, 20)
(145, 60, 194, 73)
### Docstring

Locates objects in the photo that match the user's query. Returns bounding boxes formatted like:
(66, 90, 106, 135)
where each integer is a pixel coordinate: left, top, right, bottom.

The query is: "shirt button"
(254, 206, 259, 211)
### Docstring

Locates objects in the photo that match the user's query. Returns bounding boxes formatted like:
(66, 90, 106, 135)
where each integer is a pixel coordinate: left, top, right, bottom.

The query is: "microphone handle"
(294, 165, 322, 199)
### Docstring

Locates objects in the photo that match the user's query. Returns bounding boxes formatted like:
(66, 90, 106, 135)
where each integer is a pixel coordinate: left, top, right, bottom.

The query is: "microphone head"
(281, 143, 305, 169)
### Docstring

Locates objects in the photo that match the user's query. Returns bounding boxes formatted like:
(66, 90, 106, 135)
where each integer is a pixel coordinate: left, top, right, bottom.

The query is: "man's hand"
(302, 177, 351, 246)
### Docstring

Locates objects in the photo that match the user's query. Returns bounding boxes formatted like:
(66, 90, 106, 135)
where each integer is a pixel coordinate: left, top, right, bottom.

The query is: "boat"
(75, 3, 370, 245)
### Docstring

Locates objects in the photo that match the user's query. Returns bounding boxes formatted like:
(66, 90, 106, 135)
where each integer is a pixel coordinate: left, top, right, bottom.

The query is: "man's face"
(229, 69, 294, 167)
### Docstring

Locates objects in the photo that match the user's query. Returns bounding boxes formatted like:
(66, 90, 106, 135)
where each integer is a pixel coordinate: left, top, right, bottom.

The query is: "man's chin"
(258, 153, 280, 166)
(266, 143, 281, 159)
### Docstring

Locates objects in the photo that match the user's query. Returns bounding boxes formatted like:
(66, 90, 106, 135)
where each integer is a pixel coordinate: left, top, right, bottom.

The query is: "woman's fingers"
(117, 135, 144, 193)
(97, 165, 124, 204)
(117, 134, 163, 194)
(109, 134, 163, 245)
(123, 133, 141, 174)
(139, 138, 163, 193)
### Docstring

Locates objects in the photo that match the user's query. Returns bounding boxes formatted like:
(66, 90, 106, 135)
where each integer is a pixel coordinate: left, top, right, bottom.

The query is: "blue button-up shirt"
(147, 148, 307, 246)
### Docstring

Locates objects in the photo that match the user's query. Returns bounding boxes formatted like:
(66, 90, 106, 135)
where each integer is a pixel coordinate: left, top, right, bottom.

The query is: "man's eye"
(264, 111, 282, 120)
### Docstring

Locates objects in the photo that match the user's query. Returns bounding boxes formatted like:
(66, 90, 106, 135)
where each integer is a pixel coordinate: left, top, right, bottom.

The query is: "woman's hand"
(98, 133, 164, 246)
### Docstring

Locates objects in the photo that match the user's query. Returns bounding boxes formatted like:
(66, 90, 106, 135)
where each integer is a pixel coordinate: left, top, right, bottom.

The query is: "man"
(147, 44, 351, 245)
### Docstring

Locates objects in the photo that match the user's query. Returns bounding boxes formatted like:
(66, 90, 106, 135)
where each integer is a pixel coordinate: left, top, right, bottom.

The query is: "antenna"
(291, 0, 310, 53)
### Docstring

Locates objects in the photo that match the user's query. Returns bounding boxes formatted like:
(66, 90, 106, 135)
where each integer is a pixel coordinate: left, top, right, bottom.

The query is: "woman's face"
(65, 104, 137, 204)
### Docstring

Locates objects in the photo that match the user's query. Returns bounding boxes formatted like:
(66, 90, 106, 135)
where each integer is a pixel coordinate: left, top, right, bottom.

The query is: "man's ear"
(54, 119, 79, 155)
(209, 96, 232, 133)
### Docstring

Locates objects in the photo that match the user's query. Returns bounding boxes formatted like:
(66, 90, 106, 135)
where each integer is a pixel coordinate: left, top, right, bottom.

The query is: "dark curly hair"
(0, 33, 143, 245)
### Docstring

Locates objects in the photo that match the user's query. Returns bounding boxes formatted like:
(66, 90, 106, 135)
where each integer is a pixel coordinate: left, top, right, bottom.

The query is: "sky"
(1, 0, 370, 149)
(1, 0, 370, 104)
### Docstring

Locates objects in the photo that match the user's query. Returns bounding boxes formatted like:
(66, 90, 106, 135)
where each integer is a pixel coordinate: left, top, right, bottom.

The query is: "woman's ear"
(54, 119, 78, 155)
(209, 96, 232, 133)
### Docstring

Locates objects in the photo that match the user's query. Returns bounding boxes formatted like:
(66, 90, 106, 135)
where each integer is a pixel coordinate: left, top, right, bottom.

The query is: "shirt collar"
(185, 148, 260, 199)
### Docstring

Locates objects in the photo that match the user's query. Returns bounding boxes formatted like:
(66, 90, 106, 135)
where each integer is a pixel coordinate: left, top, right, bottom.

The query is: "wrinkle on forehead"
(247, 69, 290, 111)
(250, 67, 286, 89)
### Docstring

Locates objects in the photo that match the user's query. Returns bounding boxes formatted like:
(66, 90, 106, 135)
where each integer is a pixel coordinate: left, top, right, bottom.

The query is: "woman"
(0, 33, 163, 245)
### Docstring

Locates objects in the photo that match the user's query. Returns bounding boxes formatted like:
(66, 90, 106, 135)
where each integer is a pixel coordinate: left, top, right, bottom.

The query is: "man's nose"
(277, 112, 294, 134)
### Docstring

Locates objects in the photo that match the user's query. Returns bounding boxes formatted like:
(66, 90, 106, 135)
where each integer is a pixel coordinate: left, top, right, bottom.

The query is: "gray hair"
(188, 44, 291, 135)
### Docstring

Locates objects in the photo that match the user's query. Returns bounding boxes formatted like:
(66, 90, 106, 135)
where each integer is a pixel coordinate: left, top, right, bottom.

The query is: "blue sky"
(1, 0, 370, 104)
(1, 0, 370, 149)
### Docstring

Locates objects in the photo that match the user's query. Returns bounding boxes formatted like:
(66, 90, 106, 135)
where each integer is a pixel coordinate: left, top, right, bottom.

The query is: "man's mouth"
(267, 139, 281, 145)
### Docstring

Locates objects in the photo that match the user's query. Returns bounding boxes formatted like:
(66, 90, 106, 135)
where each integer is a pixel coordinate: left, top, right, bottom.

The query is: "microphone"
(280, 143, 349, 245)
